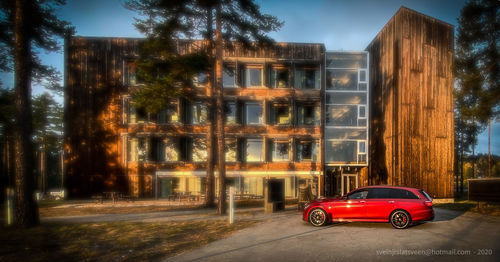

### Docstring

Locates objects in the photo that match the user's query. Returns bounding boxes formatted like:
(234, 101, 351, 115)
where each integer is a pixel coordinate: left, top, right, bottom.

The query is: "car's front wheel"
(390, 210, 411, 229)
(309, 208, 328, 227)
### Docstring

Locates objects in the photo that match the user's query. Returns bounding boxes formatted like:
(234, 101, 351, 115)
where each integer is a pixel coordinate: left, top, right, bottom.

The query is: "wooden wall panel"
(64, 37, 139, 197)
(367, 7, 454, 198)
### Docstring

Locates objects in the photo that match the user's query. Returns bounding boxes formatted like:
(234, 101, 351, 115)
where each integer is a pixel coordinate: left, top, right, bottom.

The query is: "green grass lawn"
(0, 220, 258, 262)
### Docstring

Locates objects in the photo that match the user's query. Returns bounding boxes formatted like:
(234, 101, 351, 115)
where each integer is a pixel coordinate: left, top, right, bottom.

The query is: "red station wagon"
(303, 186, 434, 229)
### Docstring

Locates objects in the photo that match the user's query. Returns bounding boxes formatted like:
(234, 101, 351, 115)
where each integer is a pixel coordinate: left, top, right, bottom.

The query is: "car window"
(419, 189, 433, 201)
(367, 188, 391, 199)
(390, 189, 419, 199)
(347, 189, 368, 200)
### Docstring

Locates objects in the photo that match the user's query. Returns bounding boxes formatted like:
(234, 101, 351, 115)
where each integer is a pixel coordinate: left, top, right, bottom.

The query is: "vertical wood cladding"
(64, 37, 139, 197)
(366, 7, 454, 198)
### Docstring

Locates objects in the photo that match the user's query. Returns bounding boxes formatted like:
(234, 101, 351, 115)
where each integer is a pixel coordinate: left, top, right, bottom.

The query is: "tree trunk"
(13, 0, 39, 227)
(215, 2, 226, 215)
(204, 7, 215, 208)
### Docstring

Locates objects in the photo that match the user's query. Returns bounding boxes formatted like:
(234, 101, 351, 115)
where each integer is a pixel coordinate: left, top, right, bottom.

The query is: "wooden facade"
(64, 7, 455, 199)
(64, 36, 325, 197)
(64, 37, 140, 197)
(366, 7, 454, 198)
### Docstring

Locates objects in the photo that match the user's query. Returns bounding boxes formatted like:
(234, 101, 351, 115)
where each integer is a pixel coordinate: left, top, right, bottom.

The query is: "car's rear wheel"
(390, 210, 411, 229)
(309, 208, 328, 227)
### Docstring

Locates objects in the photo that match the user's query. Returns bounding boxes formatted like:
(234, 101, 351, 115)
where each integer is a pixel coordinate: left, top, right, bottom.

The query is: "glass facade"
(325, 52, 368, 165)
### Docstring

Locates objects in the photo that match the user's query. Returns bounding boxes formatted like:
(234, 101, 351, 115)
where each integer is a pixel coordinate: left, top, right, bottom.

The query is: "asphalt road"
(164, 208, 500, 262)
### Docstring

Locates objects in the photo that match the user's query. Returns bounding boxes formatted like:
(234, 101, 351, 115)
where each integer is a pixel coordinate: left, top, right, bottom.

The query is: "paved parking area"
(164, 208, 500, 262)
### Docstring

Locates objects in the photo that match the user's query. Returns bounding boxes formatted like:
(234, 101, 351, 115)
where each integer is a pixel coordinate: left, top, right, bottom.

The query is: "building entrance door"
(341, 173, 358, 196)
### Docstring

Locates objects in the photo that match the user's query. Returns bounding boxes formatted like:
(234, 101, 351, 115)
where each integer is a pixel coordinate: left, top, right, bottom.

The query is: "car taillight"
(424, 201, 432, 207)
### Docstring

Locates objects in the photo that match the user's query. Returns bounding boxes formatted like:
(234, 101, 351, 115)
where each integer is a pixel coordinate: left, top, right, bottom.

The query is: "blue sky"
(0, 0, 497, 155)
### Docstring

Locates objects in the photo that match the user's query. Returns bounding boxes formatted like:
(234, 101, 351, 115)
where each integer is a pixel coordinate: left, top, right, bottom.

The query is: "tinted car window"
(347, 189, 368, 199)
(419, 189, 432, 200)
(367, 188, 391, 199)
(390, 189, 419, 199)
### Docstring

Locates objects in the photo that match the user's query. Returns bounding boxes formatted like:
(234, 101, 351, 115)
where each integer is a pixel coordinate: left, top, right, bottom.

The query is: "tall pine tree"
(126, 0, 282, 214)
(455, 0, 499, 186)
(0, 0, 73, 227)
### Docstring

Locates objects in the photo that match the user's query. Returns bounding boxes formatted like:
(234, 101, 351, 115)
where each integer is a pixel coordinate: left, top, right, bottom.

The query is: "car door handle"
(388, 201, 394, 204)
(360, 201, 366, 203)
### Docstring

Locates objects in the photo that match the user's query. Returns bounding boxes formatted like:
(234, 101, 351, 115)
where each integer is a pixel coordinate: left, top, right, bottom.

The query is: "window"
(272, 140, 289, 162)
(244, 66, 263, 87)
(189, 101, 207, 124)
(245, 139, 263, 162)
(191, 137, 207, 162)
(296, 140, 318, 162)
(367, 188, 391, 199)
(223, 65, 236, 88)
(193, 72, 208, 86)
(326, 69, 358, 90)
(270, 104, 291, 125)
(297, 104, 320, 126)
(225, 138, 237, 162)
(390, 189, 419, 199)
(161, 138, 179, 162)
(295, 68, 320, 89)
(270, 67, 289, 88)
(245, 102, 263, 125)
(325, 140, 357, 162)
(158, 101, 180, 124)
(225, 101, 237, 124)
(326, 105, 358, 126)
(347, 189, 368, 199)
(358, 105, 366, 119)
(358, 141, 366, 154)
(127, 137, 148, 162)
(419, 190, 433, 200)
(128, 105, 147, 124)
(125, 61, 141, 86)
(359, 69, 367, 82)
(326, 93, 367, 105)
(326, 52, 368, 69)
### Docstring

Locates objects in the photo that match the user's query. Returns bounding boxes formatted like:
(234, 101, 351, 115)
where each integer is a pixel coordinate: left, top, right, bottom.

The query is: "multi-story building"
(64, 7, 454, 199)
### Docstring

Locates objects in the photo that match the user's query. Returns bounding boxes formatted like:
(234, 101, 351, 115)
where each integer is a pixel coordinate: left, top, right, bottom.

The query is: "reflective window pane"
(326, 53, 367, 68)
(326, 105, 358, 126)
(359, 70, 367, 82)
(246, 103, 263, 125)
(223, 66, 235, 87)
(272, 105, 290, 125)
(162, 138, 179, 162)
(325, 140, 357, 162)
(272, 141, 289, 162)
(247, 68, 262, 87)
(295, 68, 320, 89)
(191, 138, 207, 162)
(271, 68, 289, 88)
(325, 128, 367, 140)
(326, 69, 358, 90)
(297, 104, 320, 125)
(246, 139, 263, 162)
(225, 138, 237, 162)
(296, 140, 318, 162)
(225, 101, 237, 124)
(359, 141, 366, 153)
(191, 102, 207, 124)
(326, 92, 367, 105)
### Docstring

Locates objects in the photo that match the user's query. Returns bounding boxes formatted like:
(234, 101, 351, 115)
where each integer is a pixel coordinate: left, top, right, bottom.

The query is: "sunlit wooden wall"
(367, 7, 454, 198)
